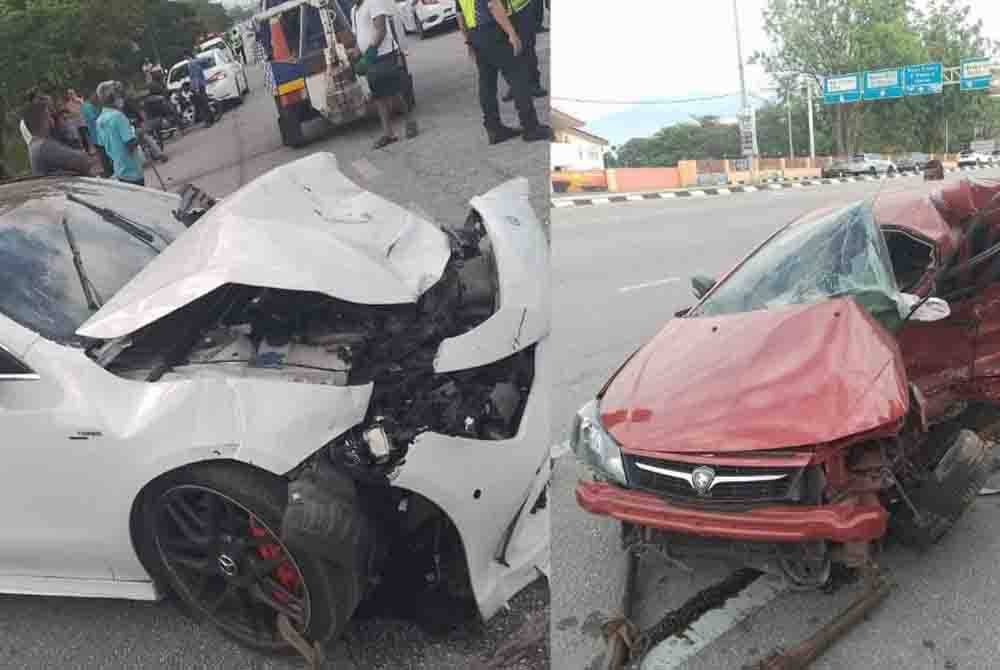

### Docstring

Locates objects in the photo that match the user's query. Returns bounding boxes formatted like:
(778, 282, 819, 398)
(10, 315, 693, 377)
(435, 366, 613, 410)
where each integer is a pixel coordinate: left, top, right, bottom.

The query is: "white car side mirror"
(898, 293, 951, 322)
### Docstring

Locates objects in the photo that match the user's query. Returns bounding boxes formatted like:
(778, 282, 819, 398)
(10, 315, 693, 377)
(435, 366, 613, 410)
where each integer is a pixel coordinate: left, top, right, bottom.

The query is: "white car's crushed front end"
(77, 153, 550, 621)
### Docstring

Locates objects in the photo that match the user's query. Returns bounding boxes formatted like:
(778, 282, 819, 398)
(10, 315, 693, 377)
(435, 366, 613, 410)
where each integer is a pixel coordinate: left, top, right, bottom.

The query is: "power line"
(551, 93, 742, 106)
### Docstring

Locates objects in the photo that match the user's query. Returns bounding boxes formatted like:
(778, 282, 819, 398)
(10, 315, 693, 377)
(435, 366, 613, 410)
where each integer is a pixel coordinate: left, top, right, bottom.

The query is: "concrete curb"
(551, 165, 994, 208)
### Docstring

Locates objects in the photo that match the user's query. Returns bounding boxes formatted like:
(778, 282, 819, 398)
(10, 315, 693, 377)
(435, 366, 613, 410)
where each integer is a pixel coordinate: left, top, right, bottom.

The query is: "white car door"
(0, 313, 120, 581)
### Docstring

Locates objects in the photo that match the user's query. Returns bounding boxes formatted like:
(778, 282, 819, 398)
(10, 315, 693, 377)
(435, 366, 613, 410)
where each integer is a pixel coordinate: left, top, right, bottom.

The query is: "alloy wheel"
(153, 485, 311, 650)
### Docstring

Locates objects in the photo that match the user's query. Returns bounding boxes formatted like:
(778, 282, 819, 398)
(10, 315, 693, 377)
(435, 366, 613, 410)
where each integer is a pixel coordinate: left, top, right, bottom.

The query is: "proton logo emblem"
(690, 466, 716, 496)
(217, 553, 238, 576)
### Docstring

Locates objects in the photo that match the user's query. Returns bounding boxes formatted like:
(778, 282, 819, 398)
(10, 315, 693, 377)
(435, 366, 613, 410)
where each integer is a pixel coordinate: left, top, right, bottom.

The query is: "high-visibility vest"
(457, 0, 479, 28)
(508, 0, 531, 13)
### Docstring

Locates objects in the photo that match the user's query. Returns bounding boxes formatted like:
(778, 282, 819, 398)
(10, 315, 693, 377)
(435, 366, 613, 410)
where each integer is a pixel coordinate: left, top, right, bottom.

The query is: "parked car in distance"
(894, 152, 930, 173)
(846, 153, 897, 175)
(396, 0, 458, 38)
(957, 150, 990, 167)
(822, 159, 852, 178)
(167, 50, 248, 105)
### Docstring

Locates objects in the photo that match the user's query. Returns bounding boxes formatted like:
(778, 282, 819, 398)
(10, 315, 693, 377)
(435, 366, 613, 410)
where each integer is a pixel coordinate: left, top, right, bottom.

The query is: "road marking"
(352, 157, 381, 181)
(688, 190, 707, 197)
(592, 197, 611, 204)
(553, 200, 574, 208)
(742, 185, 757, 192)
(660, 192, 677, 199)
(626, 194, 645, 201)
(642, 574, 787, 670)
(715, 188, 731, 195)
(619, 278, 681, 293)
(791, 182, 803, 188)
(768, 183, 783, 190)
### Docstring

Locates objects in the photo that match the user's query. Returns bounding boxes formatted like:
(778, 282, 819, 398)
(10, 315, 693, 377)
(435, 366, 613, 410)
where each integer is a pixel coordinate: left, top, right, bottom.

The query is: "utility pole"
(945, 117, 950, 154)
(806, 77, 816, 159)
(787, 88, 795, 158)
(733, 0, 757, 180)
(734, 0, 748, 111)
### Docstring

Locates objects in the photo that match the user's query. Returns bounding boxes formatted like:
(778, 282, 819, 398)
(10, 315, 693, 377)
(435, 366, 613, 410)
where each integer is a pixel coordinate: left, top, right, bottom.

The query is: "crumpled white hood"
(77, 153, 450, 340)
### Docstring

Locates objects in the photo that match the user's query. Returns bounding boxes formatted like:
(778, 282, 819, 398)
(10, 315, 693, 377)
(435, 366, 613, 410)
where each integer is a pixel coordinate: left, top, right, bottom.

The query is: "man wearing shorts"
(350, 0, 418, 149)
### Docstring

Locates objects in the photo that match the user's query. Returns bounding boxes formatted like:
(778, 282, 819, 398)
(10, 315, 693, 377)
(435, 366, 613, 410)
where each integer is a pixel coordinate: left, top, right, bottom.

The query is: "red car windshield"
(694, 201, 900, 320)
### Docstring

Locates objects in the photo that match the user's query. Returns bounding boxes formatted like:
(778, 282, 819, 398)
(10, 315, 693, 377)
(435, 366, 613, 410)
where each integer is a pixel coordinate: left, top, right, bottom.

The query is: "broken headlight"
(571, 399, 627, 486)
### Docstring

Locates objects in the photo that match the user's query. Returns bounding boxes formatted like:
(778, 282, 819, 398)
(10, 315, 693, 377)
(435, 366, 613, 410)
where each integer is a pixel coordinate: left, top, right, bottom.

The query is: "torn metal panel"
(436, 178, 552, 373)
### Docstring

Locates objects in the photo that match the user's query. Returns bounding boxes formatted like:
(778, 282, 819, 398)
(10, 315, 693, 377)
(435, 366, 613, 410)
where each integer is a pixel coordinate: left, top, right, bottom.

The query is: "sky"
(551, 0, 1000, 145)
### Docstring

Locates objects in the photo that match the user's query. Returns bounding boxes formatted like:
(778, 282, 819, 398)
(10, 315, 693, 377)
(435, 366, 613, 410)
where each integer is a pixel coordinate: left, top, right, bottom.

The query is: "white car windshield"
(695, 200, 899, 320)
(0, 180, 182, 344)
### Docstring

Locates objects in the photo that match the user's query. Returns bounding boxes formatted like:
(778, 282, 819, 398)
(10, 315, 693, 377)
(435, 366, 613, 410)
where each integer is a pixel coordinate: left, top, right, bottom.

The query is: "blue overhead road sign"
(863, 68, 904, 100)
(904, 63, 943, 96)
(823, 73, 861, 105)
(961, 57, 993, 91)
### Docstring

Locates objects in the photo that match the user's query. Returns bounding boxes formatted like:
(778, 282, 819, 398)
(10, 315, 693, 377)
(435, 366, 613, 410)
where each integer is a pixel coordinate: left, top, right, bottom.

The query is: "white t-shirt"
(352, 0, 401, 57)
(19, 119, 32, 145)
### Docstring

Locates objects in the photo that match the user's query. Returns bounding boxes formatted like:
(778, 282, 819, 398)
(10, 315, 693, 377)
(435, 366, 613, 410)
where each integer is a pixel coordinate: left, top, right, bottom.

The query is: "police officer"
(457, 0, 552, 145)
(502, 0, 546, 102)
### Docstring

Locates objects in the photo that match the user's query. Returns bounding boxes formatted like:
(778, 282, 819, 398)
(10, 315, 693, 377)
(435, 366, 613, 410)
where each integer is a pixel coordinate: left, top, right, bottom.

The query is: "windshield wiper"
(62, 216, 103, 311)
(65, 193, 160, 251)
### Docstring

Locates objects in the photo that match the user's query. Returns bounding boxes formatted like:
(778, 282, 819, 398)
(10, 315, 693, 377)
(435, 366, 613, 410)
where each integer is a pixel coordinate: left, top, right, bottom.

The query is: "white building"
(552, 108, 609, 171)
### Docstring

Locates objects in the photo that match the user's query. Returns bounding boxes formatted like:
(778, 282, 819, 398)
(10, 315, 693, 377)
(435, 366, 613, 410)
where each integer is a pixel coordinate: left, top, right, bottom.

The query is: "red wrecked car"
(573, 178, 1000, 587)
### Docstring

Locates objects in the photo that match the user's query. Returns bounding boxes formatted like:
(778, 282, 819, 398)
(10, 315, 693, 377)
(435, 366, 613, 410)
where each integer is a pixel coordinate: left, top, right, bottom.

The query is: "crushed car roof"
(875, 177, 1000, 256)
(77, 153, 451, 340)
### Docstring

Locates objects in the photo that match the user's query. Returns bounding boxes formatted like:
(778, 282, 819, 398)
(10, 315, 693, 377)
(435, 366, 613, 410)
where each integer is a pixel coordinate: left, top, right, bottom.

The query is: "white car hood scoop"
(77, 153, 450, 340)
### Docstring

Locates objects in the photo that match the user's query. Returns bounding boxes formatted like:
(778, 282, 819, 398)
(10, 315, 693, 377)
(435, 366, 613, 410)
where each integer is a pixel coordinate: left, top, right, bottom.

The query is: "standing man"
(24, 101, 95, 176)
(457, 0, 551, 144)
(186, 53, 216, 126)
(350, 0, 418, 149)
(81, 91, 113, 176)
(502, 0, 546, 102)
(95, 81, 146, 187)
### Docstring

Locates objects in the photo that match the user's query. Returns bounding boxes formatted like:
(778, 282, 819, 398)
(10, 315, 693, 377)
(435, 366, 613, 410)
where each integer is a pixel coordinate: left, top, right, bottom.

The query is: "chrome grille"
(623, 455, 805, 504)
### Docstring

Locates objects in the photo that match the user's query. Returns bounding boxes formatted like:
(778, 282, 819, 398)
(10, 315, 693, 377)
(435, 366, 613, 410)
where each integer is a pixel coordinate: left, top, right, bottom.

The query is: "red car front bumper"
(576, 481, 887, 543)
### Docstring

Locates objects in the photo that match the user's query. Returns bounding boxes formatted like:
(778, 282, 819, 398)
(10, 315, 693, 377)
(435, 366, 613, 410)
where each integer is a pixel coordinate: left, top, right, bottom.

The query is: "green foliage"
(0, 0, 241, 173)
(608, 117, 742, 167)
(754, 0, 1000, 155)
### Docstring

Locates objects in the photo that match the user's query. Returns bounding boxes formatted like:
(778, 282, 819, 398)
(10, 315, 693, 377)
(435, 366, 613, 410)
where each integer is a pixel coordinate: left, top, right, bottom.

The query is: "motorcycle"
(171, 82, 220, 126)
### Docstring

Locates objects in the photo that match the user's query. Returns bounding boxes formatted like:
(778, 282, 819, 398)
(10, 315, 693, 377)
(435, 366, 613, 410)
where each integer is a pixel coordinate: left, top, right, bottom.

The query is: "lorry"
(253, 0, 413, 147)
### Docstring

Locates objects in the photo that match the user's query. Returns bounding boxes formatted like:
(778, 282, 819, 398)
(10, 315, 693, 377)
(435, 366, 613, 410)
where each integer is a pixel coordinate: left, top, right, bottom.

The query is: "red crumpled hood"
(600, 298, 908, 455)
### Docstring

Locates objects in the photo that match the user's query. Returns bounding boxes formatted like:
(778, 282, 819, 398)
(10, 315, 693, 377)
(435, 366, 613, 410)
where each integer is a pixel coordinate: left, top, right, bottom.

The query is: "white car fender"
(435, 177, 551, 372)
(393, 337, 552, 620)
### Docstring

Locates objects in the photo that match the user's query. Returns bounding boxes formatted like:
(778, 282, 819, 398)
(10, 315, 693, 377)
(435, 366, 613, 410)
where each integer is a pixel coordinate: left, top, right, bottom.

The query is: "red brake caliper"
(249, 517, 301, 603)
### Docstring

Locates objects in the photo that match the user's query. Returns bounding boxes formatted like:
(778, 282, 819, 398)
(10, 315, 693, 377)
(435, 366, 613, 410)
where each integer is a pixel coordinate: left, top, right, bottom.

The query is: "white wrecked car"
(0, 153, 550, 652)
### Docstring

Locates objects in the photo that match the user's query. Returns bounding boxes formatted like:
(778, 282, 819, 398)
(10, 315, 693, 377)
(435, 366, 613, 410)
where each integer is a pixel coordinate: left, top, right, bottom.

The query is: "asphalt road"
(550, 167, 1000, 670)
(0, 24, 550, 670)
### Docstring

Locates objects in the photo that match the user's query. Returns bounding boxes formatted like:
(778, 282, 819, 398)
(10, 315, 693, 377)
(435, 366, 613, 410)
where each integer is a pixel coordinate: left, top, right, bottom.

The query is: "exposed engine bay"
(91, 207, 535, 481)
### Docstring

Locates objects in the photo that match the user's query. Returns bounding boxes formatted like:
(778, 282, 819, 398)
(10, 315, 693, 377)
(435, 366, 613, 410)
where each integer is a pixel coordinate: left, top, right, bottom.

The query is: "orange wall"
(609, 168, 682, 192)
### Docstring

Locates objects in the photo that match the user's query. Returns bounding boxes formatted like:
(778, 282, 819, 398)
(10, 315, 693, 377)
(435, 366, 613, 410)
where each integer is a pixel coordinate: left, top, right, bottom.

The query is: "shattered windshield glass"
(695, 201, 901, 324)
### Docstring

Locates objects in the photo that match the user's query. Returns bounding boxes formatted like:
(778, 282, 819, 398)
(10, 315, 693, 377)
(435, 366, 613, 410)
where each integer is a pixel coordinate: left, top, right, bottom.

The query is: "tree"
(754, 0, 999, 155)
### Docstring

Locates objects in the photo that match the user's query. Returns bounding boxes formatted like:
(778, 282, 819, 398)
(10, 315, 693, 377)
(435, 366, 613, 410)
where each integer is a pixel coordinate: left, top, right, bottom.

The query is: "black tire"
(870, 167, 877, 176)
(134, 462, 361, 653)
(278, 110, 305, 147)
(893, 429, 991, 549)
